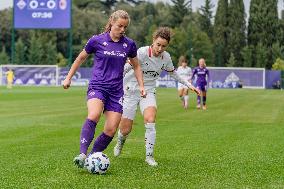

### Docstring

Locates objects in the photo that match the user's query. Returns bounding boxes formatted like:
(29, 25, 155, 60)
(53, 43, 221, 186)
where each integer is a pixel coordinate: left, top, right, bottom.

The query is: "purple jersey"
(85, 32, 137, 92)
(191, 67, 209, 86)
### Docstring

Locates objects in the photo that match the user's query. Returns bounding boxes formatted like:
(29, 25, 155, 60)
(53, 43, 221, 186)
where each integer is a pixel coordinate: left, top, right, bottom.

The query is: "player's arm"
(129, 57, 146, 97)
(123, 59, 133, 77)
(168, 70, 200, 95)
(63, 50, 89, 89)
(191, 68, 196, 81)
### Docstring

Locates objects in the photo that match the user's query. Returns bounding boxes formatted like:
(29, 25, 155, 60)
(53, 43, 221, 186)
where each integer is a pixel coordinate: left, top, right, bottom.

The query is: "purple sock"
(80, 119, 97, 155)
(91, 132, 113, 153)
(203, 96, 206, 105)
(197, 96, 201, 104)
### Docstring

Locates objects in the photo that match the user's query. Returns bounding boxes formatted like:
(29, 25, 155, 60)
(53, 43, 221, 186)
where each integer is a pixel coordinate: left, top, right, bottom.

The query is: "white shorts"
(122, 90, 157, 120)
(178, 83, 188, 90)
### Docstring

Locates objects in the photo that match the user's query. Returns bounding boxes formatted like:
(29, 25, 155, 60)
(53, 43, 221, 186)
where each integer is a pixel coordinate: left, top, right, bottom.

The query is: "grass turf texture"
(0, 87, 284, 188)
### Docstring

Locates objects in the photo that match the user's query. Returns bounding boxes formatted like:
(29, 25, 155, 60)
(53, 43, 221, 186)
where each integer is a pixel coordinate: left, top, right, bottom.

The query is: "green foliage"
(0, 8, 12, 54)
(15, 38, 26, 65)
(255, 42, 268, 68)
(213, 0, 228, 66)
(271, 42, 284, 63)
(248, 0, 280, 68)
(227, 0, 246, 67)
(248, 0, 280, 47)
(272, 58, 284, 70)
(241, 45, 254, 67)
(227, 52, 236, 67)
(198, 0, 214, 40)
(169, 0, 190, 27)
(57, 53, 68, 67)
(0, 47, 10, 64)
(45, 41, 57, 65)
(28, 33, 44, 65)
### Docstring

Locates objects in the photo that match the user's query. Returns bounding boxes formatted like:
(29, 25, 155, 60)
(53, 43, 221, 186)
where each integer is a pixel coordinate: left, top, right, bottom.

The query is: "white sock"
(184, 95, 189, 106)
(117, 130, 127, 147)
(145, 123, 156, 157)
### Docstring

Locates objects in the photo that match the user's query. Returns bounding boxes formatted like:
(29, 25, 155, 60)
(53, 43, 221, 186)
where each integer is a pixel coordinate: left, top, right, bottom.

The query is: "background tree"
(198, 0, 214, 40)
(248, 0, 280, 68)
(227, 0, 246, 67)
(14, 38, 26, 65)
(213, 0, 228, 66)
(0, 47, 10, 65)
(241, 46, 254, 67)
(28, 33, 44, 65)
(169, 0, 190, 27)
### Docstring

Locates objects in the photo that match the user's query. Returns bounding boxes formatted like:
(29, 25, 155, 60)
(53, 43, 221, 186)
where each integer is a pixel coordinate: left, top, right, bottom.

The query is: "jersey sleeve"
(128, 41, 138, 58)
(163, 53, 175, 71)
(84, 36, 97, 54)
(137, 47, 146, 64)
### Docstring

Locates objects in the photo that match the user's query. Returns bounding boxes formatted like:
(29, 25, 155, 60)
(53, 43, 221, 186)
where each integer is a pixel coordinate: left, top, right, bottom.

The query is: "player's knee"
(87, 112, 100, 123)
(104, 127, 117, 137)
(120, 126, 131, 135)
(144, 117, 155, 123)
(119, 119, 132, 135)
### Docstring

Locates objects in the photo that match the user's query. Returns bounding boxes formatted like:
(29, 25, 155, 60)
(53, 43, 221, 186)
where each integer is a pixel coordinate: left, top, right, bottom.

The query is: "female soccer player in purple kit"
(63, 10, 145, 168)
(191, 58, 209, 110)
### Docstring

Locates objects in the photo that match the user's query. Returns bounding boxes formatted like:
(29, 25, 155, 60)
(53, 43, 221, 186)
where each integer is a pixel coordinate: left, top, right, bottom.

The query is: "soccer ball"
(85, 152, 110, 174)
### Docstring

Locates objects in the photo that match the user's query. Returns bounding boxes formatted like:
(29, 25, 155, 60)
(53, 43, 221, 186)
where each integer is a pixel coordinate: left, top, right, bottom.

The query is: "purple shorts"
(87, 87, 123, 113)
(197, 84, 207, 92)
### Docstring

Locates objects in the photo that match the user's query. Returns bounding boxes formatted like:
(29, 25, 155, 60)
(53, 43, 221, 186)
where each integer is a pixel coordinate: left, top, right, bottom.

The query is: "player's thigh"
(140, 93, 157, 123)
(87, 98, 104, 122)
(103, 111, 122, 136)
(183, 89, 189, 96)
(122, 91, 140, 121)
(178, 89, 184, 96)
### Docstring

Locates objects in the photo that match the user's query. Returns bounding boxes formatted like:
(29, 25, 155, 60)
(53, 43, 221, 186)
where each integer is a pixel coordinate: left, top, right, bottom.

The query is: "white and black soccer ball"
(85, 152, 110, 174)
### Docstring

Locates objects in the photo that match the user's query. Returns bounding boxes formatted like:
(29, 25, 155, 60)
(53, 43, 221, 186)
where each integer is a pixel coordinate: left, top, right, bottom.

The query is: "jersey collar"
(148, 46, 164, 59)
(106, 32, 125, 43)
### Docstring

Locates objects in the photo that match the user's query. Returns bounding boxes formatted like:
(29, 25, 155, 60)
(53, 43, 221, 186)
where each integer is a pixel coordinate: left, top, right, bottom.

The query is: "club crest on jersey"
(123, 43, 128, 48)
(103, 42, 108, 46)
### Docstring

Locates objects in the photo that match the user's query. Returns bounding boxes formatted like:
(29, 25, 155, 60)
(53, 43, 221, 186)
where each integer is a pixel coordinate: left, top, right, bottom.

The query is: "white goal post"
(0, 65, 59, 86)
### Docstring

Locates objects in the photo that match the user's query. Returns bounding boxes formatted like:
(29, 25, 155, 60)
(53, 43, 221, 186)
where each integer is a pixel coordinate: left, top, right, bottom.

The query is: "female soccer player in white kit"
(176, 56, 192, 109)
(114, 27, 200, 166)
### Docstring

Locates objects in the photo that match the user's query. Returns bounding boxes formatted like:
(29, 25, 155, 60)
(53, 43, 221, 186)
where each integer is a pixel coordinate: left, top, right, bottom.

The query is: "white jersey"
(124, 46, 174, 92)
(176, 66, 192, 81)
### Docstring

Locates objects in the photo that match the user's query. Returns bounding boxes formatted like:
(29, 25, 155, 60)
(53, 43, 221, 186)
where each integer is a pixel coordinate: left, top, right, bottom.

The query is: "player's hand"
(63, 78, 71, 89)
(140, 87, 147, 98)
(193, 88, 201, 96)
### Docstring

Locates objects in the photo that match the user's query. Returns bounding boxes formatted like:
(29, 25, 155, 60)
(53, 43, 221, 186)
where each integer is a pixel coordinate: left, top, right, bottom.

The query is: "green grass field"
(0, 87, 284, 188)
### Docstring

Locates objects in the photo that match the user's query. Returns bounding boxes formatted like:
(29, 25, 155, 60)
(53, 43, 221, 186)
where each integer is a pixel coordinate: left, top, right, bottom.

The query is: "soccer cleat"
(113, 144, 123, 157)
(196, 104, 201, 109)
(202, 105, 207, 110)
(145, 156, 158, 167)
(73, 153, 86, 168)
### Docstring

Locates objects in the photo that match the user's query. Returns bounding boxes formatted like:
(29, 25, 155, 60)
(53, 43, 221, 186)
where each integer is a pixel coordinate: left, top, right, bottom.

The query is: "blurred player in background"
(62, 10, 145, 168)
(6, 69, 14, 89)
(176, 56, 192, 109)
(191, 58, 209, 110)
(114, 27, 200, 166)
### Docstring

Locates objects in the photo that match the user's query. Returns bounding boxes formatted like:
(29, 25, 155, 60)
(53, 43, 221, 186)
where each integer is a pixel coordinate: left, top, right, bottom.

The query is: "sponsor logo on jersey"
(104, 50, 126, 57)
(88, 91, 96, 96)
(123, 43, 128, 48)
(103, 42, 108, 46)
